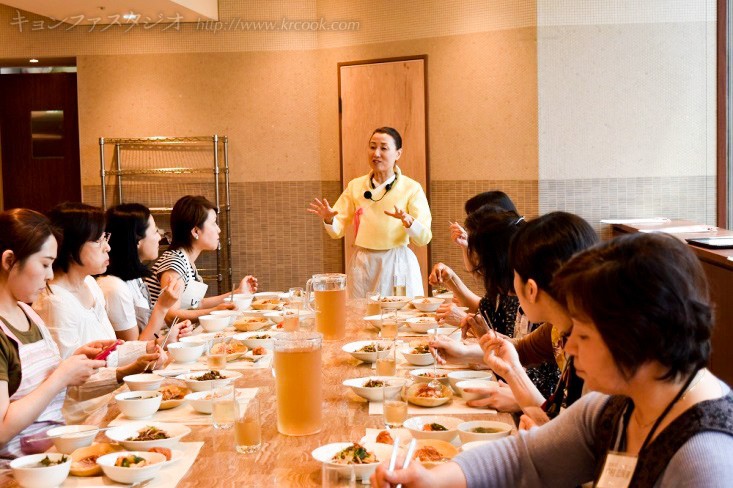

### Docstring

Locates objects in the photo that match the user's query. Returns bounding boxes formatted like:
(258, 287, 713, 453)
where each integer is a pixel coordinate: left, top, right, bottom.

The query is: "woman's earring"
(194, 234, 199, 240)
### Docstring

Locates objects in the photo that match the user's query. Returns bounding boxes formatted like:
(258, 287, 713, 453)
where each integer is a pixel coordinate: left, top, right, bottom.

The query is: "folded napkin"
(55, 441, 203, 487)
(110, 388, 259, 426)
(369, 398, 496, 416)
(640, 225, 716, 234)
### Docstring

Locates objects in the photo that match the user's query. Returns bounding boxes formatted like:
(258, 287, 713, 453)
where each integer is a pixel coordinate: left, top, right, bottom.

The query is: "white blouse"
(97, 275, 151, 333)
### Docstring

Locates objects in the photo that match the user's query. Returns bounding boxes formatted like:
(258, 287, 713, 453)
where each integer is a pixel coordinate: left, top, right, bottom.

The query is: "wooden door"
(0, 73, 81, 212)
(339, 57, 430, 293)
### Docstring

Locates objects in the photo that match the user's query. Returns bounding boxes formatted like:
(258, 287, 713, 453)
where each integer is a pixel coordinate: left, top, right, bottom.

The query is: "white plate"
(311, 442, 396, 482)
(175, 370, 242, 392)
(376, 296, 411, 310)
(153, 368, 190, 378)
(105, 422, 191, 450)
(342, 376, 405, 402)
(342, 340, 392, 363)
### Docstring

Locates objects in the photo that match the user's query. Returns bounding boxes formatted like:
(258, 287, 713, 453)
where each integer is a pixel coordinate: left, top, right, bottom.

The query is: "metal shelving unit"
(98, 135, 232, 294)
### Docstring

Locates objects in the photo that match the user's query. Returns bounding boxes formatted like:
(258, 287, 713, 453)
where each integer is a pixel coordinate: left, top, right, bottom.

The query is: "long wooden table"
(0, 301, 514, 487)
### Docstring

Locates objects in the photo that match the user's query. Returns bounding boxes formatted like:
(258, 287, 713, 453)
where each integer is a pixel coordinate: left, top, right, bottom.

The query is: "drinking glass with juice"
(212, 384, 235, 429)
(234, 397, 261, 453)
(383, 381, 408, 428)
(207, 339, 227, 371)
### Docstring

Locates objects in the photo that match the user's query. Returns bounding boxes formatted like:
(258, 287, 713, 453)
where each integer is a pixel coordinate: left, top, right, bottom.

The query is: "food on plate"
(70, 443, 123, 477)
(414, 316, 436, 322)
(250, 334, 272, 340)
(114, 454, 154, 468)
(148, 447, 172, 461)
(210, 340, 247, 355)
(413, 383, 449, 399)
(330, 443, 377, 465)
(379, 297, 405, 303)
(422, 423, 447, 432)
(471, 426, 504, 434)
(375, 431, 393, 444)
(363, 379, 385, 388)
(192, 370, 224, 381)
(418, 371, 447, 379)
(251, 298, 281, 310)
(357, 343, 386, 353)
(411, 344, 430, 354)
(160, 384, 187, 401)
(33, 455, 68, 467)
(414, 446, 448, 463)
(128, 426, 170, 441)
(419, 298, 432, 304)
(251, 346, 267, 356)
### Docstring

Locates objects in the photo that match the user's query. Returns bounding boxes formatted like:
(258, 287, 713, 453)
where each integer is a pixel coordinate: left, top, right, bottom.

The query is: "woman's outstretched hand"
(308, 198, 338, 225)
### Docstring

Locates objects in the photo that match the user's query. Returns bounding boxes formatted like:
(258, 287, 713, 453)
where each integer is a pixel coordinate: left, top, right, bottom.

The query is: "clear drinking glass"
(211, 384, 236, 430)
(207, 338, 227, 371)
(393, 273, 407, 297)
(322, 464, 355, 487)
(383, 380, 408, 428)
(366, 289, 382, 316)
(375, 345, 396, 376)
(234, 396, 261, 453)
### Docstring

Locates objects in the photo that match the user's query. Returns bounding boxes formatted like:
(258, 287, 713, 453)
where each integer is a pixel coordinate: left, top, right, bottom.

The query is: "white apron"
(180, 280, 208, 310)
(348, 245, 424, 299)
(0, 303, 65, 459)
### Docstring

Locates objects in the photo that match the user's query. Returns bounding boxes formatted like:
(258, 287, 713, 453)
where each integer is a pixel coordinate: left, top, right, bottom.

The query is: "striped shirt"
(145, 249, 200, 307)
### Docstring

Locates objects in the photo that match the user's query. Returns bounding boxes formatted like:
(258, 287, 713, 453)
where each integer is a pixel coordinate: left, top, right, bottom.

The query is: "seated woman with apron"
(98, 203, 192, 342)
(145, 195, 258, 320)
(33, 203, 166, 424)
(0, 209, 107, 464)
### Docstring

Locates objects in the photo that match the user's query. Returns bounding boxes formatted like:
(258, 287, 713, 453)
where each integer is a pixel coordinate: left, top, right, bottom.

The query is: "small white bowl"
(115, 391, 163, 419)
(405, 316, 439, 333)
(448, 370, 495, 394)
(123, 373, 164, 391)
(377, 296, 411, 310)
(45, 425, 98, 454)
(95, 450, 166, 484)
(183, 391, 214, 414)
(253, 291, 282, 300)
(457, 420, 513, 443)
(231, 294, 254, 310)
(434, 291, 454, 303)
(461, 440, 491, 451)
(342, 376, 405, 402)
(400, 347, 434, 366)
(232, 331, 275, 350)
(342, 341, 392, 363)
(311, 442, 394, 482)
(10, 453, 71, 488)
(198, 314, 229, 332)
(105, 421, 191, 450)
(410, 368, 450, 385)
(403, 416, 461, 443)
(456, 379, 497, 402)
(175, 370, 242, 392)
(410, 297, 443, 312)
(166, 342, 205, 364)
(210, 309, 239, 325)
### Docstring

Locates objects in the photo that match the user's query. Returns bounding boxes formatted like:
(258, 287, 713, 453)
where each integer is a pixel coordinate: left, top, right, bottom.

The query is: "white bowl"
(434, 292, 454, 303)
(405, 316, 439, 333)
(447, 370, 494, 394)
(179, 332, 228, 345)
(105, 421, 191, 450)
(45, 425, 98, 454)
(263, 308, 315, 324)
(455, 379, 498, 402)
(210, 309, 239, 325)
(184, 390, 215, 414)
(400, 347, 434, 366)
(175, 370, 242, 392)
(377, 296, 411, 310)
(123, 373, 164, 391)
(95, 450, 166, 484)
(361, 313, 407, 331)
(311, 442, 395, 482)
(403, 416, 461, 443)
(198, 314, 229, 332)
(410, 368, 450, 385)
(115, 391, 163, 419)
(233, 316, 272, 332)
(166, 342, 205, 364)
(342, 341, 392, 363)
(253, 291, 282, 300)
(232, 331, 275, 350)
(342, 376, 405, 402)
(461, 440, 491, 451)
(410, 297, 443, 312)
(457, 420, 513, 443)
(10, 453, 71, 488)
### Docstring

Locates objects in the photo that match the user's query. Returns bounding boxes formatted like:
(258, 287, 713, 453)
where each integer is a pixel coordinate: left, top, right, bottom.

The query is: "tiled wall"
(84, 179, 538, 293)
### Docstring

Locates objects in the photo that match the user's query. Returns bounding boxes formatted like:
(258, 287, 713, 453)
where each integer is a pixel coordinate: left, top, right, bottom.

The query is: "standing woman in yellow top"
(309, 127, 432, 298)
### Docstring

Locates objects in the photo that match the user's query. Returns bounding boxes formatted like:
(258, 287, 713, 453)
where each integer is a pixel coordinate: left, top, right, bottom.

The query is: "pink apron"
(0, 303, 65, 459)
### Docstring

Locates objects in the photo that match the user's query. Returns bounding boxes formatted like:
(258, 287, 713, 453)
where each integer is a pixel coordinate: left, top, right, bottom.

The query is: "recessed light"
(29, 58, 39, 63)
(122, 13, 139, 20)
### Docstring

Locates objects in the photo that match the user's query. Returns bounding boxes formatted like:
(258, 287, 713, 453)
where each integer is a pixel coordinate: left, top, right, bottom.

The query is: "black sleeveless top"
(593, 391, 733, 486)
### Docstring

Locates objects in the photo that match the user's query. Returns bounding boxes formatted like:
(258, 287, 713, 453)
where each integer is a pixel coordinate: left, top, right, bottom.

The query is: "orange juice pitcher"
(305, 273, 347, 341)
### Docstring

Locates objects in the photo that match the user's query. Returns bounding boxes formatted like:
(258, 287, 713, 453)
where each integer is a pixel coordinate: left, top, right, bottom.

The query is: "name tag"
(596, 451, 638, 488)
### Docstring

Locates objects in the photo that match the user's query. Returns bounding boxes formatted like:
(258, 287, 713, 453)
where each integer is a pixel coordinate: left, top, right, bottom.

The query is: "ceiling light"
(29, 59, 39, 63)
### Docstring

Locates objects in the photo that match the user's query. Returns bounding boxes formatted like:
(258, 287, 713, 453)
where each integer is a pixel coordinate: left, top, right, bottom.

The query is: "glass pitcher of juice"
(305, 273, 347, 341)
(273, 331, 323, 436)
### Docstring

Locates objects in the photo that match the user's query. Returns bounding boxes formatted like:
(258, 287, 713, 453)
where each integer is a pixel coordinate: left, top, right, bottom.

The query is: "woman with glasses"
(97, 203, 192, 342)
(33, 203, 165, 423)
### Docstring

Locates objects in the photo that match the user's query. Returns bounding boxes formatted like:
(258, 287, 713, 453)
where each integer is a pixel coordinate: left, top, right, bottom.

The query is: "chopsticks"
(144, 317, 179, 372)
(394, 439, 417, 488)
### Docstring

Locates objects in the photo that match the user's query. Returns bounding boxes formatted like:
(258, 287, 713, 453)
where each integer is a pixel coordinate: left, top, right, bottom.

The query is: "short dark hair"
(509, 211, 598, 300)
(47, 202, 105, 273)
(105, 203, 152, 281)
(465, 205, 524, 297)
(465, 191, 518, 215)
(0, 209, 56, 268)
(554, 232, 712, 381)
(170, 195, 217, 251)
(371, 127, 403, 150)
